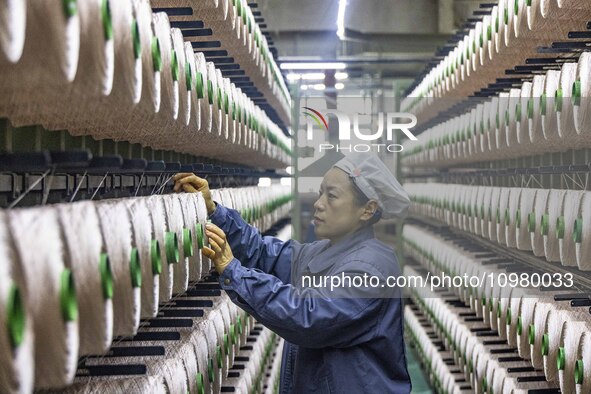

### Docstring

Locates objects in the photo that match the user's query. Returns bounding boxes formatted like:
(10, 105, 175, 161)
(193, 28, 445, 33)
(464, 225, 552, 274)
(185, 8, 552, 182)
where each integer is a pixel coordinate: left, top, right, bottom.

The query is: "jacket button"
(224, 278, 231, 285)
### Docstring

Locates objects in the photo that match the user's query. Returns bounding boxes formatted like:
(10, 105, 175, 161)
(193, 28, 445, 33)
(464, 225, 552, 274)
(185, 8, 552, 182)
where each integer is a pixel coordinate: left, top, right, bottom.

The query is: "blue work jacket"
(210, 203, 411, 393)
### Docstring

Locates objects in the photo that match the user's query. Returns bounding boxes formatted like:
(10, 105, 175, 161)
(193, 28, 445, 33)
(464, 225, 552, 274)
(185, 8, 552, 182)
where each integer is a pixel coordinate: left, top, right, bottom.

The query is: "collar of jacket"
(306, 225, 375, 274)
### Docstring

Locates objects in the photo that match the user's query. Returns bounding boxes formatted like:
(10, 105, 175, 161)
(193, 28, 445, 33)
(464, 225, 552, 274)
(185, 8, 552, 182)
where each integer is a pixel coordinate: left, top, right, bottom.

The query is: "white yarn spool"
(505, 188, 521, 248)
(165, 340, 199, 394)
(0, 212, 33, 394)
(542, 309, 571, 382)
(170, 28, 190, 128)
(528, 75, 547, 149)
(543, 189, 567, 263)
(126, 198, 160, 319)
(479, 186, 492, 238)
(558, 318, 591, 394)
(195, 52, 212, 133)
(193, 192, 210, 277)
(576, 331, 591, 393)
(515, 188, 535, 251)
(572, 52, 591, 143)
(0, 0, 25, 63)
(506, 287, 525, 348)
(219, 301, 235, 369)
(191, 330, 213, 394)
(200, 319, 223, 393)
(530, 301, 553, 369)
(496, 286, 513, 340)
(144, 195, 174, 302)
(541, 70, 563, 145)
(0, 0, 80, 119)
(40, 0, 116, 130)
(505, 89, 522, 152)
(56, 376, 167, 394)
(207, 62, 223, 136)
(95, 200, 141, 337)
(496, 188, 511, 245)
(122, 0, 161, 138)
(530, 188, 551, 257)
(557, 190, 584, 267)
(556, 62, 579, 146)
(78, 0, 141, 137)
(575, 191, 591, 270)
(516, 296, 541, 359)
(56, 201, 113, 355)
(7, 207, 79, 388)
(161, 194, 188, 296)
(184, 42, 200, 132)
(176, 193, 202, 282)
(209, 309, 229, 379)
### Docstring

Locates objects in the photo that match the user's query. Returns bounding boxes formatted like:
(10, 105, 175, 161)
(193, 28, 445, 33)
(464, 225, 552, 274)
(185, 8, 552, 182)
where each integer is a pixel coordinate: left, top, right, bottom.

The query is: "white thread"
(207, 61, 223, 136)
(505, 188, 521, 248)
(195, 52, 212, 133)
(95, 200, 141, 337)
(144, 195, 173, 302)
(528, 75, 548, 149)
(576, 331, 591, 394)
(0, 211, 34, 394)
(57, 201, 113, 355)
(40, 0, 115, 130)
(530, 301, 553, 369)
(177, 193, 202, 282)
(126, 198, 159, 319)
(161, 194, 188, 296)
(184, 41, 200, 131)
(200, 319, 223, 393)
(576, 191, 591, 270)
(487, 187, 501, 242)
(573, 52, 591, 142)
(60, 375, 167, 393)
(558, 318, 591, 394)
(558, 191, 584, 267)
(543, 309, 571, 382)
(0, 0, 25, 63)
(517, 296, 541, 359)
(556, 62, 579, 146)
(191, 330, 213, 394)
(496, 188, 511, 245)
(530, 188, 550, 257)
(7, 207, 79, 388)
(193, 192, 210, 277)
(543, 189, 567, 262)
(516, 188, 536, 251)
(541, 70, 563, 145)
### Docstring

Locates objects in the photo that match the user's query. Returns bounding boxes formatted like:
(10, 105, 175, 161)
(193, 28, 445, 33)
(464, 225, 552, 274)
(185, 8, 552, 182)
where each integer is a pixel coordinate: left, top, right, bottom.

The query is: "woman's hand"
(173, 173, 216, 215)
(202, 223, 235, 274)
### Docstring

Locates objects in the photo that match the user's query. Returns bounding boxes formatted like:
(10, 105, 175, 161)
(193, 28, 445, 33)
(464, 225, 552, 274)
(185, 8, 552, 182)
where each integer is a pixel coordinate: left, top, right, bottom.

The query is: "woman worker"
(174, 153, 412, 393)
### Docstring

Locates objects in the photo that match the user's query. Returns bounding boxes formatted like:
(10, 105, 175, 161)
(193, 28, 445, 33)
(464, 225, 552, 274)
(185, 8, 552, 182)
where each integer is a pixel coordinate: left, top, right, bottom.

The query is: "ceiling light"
(302, 73, 326, 80)
(335, 83, 345, 90)
(280, 62, 347, 70)
(286, 73, 301, 81)
(335, 72, 348, 80)
(336, 0, 347, 39)
(300, 85, 308, 91)
(313, 84, 326, 91)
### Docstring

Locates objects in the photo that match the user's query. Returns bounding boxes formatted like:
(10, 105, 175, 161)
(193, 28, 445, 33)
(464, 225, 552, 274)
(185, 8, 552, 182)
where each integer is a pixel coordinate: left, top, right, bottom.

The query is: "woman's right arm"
(174, 173, 293, 281)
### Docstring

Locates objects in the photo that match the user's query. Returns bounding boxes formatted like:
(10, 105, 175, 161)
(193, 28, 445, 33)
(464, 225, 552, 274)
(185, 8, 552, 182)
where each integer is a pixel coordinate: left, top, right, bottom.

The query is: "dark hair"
(349, 178, 382, 225)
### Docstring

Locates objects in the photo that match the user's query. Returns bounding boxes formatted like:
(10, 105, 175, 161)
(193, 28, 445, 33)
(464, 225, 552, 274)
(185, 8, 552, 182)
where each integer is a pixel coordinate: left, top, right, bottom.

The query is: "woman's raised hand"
(173, 173, 216, 215)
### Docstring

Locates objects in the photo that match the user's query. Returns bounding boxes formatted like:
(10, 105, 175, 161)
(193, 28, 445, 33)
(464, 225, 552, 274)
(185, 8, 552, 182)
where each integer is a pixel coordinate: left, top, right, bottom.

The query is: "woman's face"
(313, 168, 373, 244)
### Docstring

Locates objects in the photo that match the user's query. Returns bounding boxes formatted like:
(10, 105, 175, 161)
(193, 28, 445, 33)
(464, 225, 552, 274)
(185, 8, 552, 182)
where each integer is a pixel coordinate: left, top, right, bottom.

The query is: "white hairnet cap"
(333, 153, 410, 219)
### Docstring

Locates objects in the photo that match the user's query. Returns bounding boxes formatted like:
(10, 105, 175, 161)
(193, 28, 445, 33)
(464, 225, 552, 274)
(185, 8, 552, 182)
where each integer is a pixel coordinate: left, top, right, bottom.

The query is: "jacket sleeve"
(209, 203, 293, 282)
(218, 258, 387, 349)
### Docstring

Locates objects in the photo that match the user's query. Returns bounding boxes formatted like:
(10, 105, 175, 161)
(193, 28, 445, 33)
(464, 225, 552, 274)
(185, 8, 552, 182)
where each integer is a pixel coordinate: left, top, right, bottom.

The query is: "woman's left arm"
(218, 258, 388, 349)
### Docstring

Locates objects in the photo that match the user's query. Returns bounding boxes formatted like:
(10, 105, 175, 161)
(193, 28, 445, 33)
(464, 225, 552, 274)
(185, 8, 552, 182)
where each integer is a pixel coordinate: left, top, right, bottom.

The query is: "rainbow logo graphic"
(302, 107, 328, 130)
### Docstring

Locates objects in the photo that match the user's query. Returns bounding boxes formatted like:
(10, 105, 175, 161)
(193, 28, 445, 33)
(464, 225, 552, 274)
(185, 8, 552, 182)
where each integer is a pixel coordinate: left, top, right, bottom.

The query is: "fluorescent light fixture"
(258, 177, 272, 187)
(335, 72, 348, 80)
(301, 85, 308, 91)
(280, 62, 347, 70)
(313, 84, 326, 91)
(286, 73, 301, 81)
(335, 83, 345, 90)
(336, 0, 347, 39)
(302, 73, 326, 80)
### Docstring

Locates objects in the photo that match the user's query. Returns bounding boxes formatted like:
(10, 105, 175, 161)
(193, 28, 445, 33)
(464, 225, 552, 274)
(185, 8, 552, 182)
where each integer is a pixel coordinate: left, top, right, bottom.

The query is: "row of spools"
(151, 0, 292, 121)
(402, 0, 591, 119)
(405, 183, 591, 271)
(402, 53, 591, 167)
(0, 0, 291, 169)
(65, 295, 281, 394)
(403, 226, 591, 394)
(0, 184, 291, 392)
